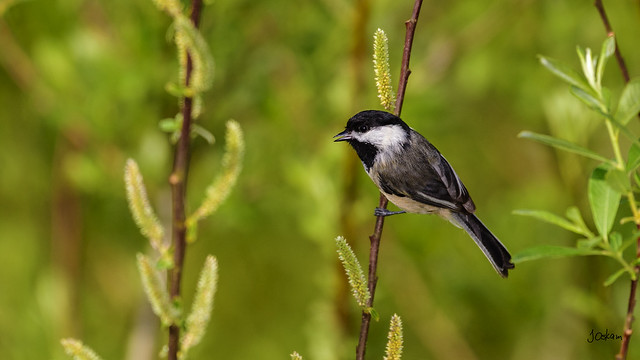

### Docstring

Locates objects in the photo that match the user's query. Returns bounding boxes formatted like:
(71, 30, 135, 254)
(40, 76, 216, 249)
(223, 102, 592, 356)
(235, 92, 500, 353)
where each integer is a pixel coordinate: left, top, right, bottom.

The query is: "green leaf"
(605, 167, 630, 193)
(610, 232, 623, 252)
(565, 206, 595, 238)
(577, 236, 602, 250)
(514, 209, 589, 237)
(604, 114, 640, 152)
(165, 81, 191, 97)
(604, 268, 628, 287)
(588, 165, 622, 239)
(159, 118, 179, 132)
(191, 124, 215, 144)
(576, 46, 596, 89)
(512, 245, 603, 263)
(538, 55, 590, 91)
(570, 85, 604, 112)
(368, 307, 380, 322)
(518, 131, 611, 164)
(615, 78, 640, 125)
(621, 234, 640, 252)
(596, 36, 616, 87)
(626, 142, 640, 172)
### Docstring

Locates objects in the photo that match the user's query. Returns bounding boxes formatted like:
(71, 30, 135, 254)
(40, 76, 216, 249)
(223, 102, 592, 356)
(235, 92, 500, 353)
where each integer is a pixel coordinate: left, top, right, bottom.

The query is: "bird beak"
(333, 130, 351, 142)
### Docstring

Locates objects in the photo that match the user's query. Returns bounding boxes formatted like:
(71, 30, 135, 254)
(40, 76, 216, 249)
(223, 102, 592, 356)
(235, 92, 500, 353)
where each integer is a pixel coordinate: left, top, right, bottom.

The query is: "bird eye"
(358, 125, 368, 132)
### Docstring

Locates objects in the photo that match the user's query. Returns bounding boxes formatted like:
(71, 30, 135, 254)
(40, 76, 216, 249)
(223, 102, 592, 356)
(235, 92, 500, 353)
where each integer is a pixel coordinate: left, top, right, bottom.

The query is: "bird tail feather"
(448, 212, 514, 278)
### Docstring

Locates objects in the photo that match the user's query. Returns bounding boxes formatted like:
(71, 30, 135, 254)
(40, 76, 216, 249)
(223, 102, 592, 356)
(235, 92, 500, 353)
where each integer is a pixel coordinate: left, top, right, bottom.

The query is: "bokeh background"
(2, 0, 640, 359)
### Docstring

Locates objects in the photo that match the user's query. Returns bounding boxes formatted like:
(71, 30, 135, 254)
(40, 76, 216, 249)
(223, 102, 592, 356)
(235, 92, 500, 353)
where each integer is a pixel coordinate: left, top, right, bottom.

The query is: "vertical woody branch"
(355, 1, 423, 359)
(168, 1, 204, 359)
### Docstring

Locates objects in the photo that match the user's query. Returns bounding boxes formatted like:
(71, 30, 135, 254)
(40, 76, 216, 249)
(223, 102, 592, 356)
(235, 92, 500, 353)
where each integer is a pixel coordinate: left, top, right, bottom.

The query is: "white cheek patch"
(353, 125, 407, 149)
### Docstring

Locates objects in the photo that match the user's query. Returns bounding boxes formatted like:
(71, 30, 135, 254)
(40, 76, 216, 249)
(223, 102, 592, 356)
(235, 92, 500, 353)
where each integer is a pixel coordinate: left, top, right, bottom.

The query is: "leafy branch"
(516, 35, 640, 359)
(354, 1, 423, 359)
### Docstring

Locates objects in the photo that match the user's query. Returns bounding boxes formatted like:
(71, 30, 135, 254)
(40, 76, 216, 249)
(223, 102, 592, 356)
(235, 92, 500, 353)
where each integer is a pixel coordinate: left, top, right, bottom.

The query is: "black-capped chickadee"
(334, 110, 514, 277)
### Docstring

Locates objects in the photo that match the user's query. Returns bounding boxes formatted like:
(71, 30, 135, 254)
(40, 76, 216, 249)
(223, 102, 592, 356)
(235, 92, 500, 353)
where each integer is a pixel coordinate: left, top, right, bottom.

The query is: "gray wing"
(375, 130, 475, 213)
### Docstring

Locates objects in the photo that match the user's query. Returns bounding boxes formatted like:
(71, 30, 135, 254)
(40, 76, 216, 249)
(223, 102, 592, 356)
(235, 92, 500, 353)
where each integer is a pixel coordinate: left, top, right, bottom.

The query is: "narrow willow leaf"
(565, 206, 594, 238)
(181, 256, 218, 356)
(513, 209, 588, 236)
(336, 236, 370, 307)
(373, 28, 395, 112)
(137, 254, 177, 326)
(512, 245, 602, 263)
(159, 118, 180, 132)
(570, 85, 605, 113)
(621, 233, 640, 252)
(384, 314, 403, 360)
(615, 78, 640, 126)
(577, 236, 602, 250)
(61, 339, 103, 360)
(367, 307, 380, 322)
(187, 120, 244, 240)
(191, 124, 215, 144)
(518, 131, 611, 164)
(604, 268, 629, 287)
(174, 16, 214, 95)
(605, 167, 630, 193)
(604, 114, 640, 154)
(578, 46, 598, 90)
(538, 55, 591, 91)
(290, 352, 303, 360)
(610, 232, 622, 252)
(124, 159, 166, 252)
(596, 36, 616, 88)
(626, 142, 640, 172)
(588, 165, 621, 239)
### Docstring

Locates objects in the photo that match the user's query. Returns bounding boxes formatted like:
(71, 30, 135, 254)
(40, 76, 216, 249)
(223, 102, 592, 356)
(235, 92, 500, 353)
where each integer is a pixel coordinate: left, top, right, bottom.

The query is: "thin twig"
(594, 0, 631, 83)
(594, 2, 640, 359)
(355, 1, 423, 359)
(394, 0, 423, 117)
(167, 1, 204, 359)
(618, 268, 639, 360)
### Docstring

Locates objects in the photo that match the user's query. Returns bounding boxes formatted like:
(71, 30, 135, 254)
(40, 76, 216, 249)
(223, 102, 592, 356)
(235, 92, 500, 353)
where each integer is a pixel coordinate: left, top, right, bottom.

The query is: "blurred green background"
(1, 0, 640, 359)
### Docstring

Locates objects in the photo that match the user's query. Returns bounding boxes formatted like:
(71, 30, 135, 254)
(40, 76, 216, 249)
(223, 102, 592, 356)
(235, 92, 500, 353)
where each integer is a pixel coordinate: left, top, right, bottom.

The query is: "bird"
(334, 110, 514, 277)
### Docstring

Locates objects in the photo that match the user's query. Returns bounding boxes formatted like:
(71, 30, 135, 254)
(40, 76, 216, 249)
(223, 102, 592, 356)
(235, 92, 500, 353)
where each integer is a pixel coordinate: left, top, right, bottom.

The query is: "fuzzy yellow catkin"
(124, 159, 165, 252)
(136, 254, 176, 326)
(335, 236, 370, 307)
(373, 28, 396, 112)
(150, 0, 182, 18)
(188, 120, 244, 226)
(290, 351, 303, 360)
(60, 338, 103, 360)
(383, 314, 404, 360)
(174, 16, 214, 94)
(181, 255, 218, 355)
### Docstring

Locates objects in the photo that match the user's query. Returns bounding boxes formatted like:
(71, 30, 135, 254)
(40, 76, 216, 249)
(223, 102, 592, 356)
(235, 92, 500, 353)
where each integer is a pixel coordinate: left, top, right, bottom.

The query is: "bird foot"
(374, 208, 406, 217)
